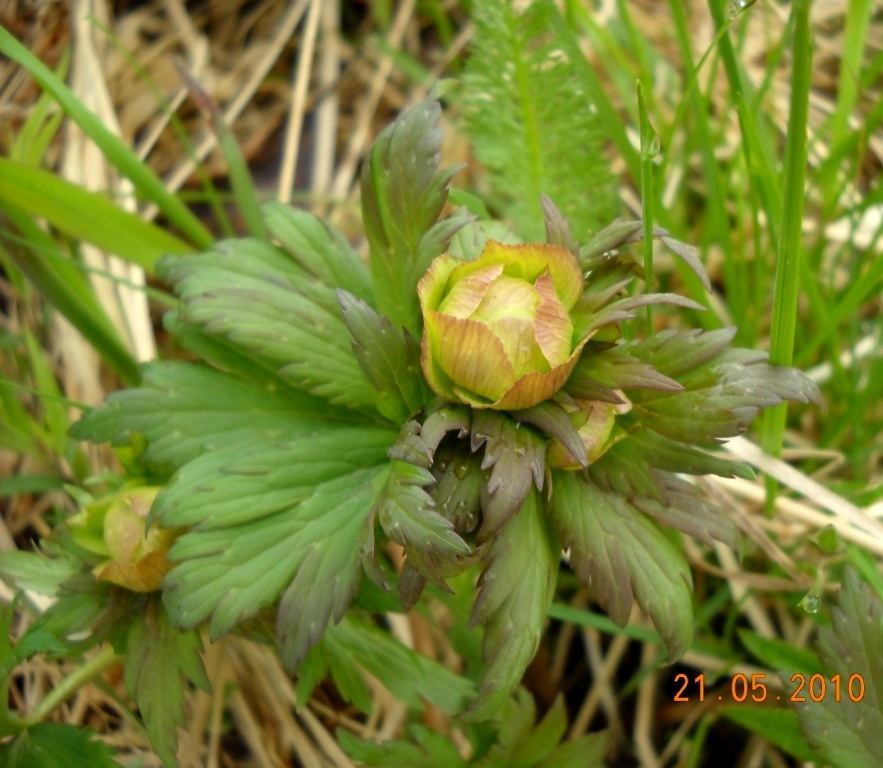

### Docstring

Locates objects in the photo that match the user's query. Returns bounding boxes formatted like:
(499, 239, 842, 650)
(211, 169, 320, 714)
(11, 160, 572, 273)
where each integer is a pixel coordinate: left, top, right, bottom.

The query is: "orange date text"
(672, 672, 865, 703)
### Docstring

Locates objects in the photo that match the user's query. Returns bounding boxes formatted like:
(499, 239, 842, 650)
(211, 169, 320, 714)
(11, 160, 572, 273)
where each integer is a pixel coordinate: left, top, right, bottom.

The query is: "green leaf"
(338, 290, 431, 423)
(0, 550, 81, 597)
(0, 159, 194, 272)
(296, 631, 373, 714)
(0, 723, 122, 768)
(375, 460, 471, 581)
(275, 488, 369, 670)
(471, 410, 546, 541)
(327, 615, 475, 715)
(155, 445, 391, 640)
(624, 329, 820, 447)
(361, 97, 464, 337)
(159, 240, 377, 412)
(124, 603, 208, 768)
(70, 362, 343, 469)
(339, 725, 466, 768)
(466, 490, 559, 720)
(737, 628, 821, 676)
(461, 0, 617, 241)
(721, 707, 815, 763)
(549, 471, 693, 660)
(796, 568, 883, 767)
(263, 202, 374, 304)
(474, 691, 609, 768)
(586, 432, 743, 548)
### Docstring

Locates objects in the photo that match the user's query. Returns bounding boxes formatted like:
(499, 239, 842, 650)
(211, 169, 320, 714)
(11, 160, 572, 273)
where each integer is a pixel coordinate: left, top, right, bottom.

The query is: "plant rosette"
(71, 98, 821, 723)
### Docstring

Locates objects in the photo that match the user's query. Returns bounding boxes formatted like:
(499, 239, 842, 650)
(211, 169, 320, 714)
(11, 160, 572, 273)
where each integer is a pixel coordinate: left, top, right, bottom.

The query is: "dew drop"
(725, 0, 757, 20)
(799, 592, 820, 614)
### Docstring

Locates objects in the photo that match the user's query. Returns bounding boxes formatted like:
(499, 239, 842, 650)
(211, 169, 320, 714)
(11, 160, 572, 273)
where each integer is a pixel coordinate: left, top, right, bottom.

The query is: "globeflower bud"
(546, 397, 628, 470)
(68, 487, 180, 593)
(418, 241, 590, 410)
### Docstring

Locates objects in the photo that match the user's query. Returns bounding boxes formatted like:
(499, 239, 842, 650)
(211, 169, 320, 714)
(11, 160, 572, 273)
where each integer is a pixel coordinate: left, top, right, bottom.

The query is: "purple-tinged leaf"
(386, 420, 433, 469)
(421, 404, 471, 455)
(466, 490, 559, 720)
(550, 471, 693, 660)
(471, 411, 546, 541)
(377, 461, 469, 558)
(660, 235, 711, 292)
(630, 327, 738, 378)
(512, 401, 587, 468)
(633, 477, 739, 549)
(338, 291, 431, 423)
(276, 499, 365, 670)
(573, 347, 683, 393)
(361, 97, 462, 338)
(541, 195, 576, 253)
(579, 220, 645, 268)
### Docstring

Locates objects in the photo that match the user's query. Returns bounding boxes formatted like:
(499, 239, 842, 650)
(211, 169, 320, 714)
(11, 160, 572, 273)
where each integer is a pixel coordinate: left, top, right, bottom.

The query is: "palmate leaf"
(474, 692, 609, 768)
(263, 202, 374, 304)
(158, 239, 377, 412)
(377, 459, 470, 572)
(796, 568, 883, 767)
(70, 362, 343, 470)
(328, 616, 476, 715)
(467, 489, 559, 720)
(585, 429, 746, 547)
(471, 410, 547, 541)
(361, 97, 469, 338)
(124, 603, 208, 768)
(625, 329, 821, 446)
(0, 723, 121, 768)
(462, 0, 616, 241)
(152, 429, 392, 643)
(550, 471, 693, 660)
(339, 725, 466, 768)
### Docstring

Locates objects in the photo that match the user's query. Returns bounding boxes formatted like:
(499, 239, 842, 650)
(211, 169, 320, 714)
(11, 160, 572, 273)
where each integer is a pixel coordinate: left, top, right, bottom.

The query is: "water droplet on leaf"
(799, 592, 820, 614)
(725, 0, 757, 20)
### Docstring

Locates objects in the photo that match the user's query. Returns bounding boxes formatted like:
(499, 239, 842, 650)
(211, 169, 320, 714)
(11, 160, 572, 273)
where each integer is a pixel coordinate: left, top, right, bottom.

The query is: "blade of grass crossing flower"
(0, 27, 213, 250)
(637, 81, 657, 335)
(760, 0, 813, 505)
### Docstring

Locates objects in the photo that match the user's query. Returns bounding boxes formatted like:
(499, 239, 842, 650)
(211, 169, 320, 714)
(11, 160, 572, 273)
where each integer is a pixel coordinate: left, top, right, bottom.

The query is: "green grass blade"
(0, 205, 141, 385)
(708, 0, 782, 243)
(637, 81, 657, 334)
(760, 0, 813, 477)
(0, 25, 213, 250)
(0, 159, 193, 272)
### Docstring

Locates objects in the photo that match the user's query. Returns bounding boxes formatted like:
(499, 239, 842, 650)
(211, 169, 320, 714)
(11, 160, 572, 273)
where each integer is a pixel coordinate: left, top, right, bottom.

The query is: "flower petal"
(533, 269, 573, 367)
(427, 311, 515, 403)
(438, 264, 503, 318)
(417, 252, 461, 313)
(479, 241, 584, 310)
(492, 333, 594, 410)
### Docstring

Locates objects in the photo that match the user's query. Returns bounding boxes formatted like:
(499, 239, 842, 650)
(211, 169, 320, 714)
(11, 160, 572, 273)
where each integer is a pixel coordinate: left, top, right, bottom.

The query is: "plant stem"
(24, 645, 121, 727)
